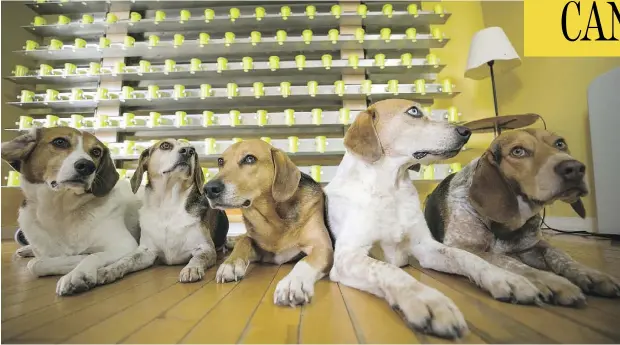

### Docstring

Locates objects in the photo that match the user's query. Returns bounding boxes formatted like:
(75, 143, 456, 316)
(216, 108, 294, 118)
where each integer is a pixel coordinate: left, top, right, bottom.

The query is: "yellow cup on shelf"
(316, 136, 327, 153)
(229, 7, 240, 22)
(204, 138, 217, 154)
(20, 90, 35, 102)
(98, 37, 110, 49)
(204, 8, 215, 22)
(130, 12, 142, 22)
(447, 106, 459, 122)
(280, 6, 291, 20)
(401, 53, 413, 68)
(203, 111, 215, 126)
(95, 115, 109, 128)
(331, 4, 342, 18)
(39, 64, 54, 77)
(357, 4, 367, 18)
(280, 81, 291, 98)
(49, 39, 63, 50)
(284, 109, 295, 126)
(123, 112, 136, 127)
(121, 86, 134, 100)
(288, 136, 299, 153)
(311, 108, 322, 125)
(46, 114, 59, 127)
(173, 34, 184, 48)
(307, 81, 318, 97)
(111, 61, 125, 76)
(423, 165, 435, 180)
(13, 65, 29, 77)
(260, 137, 271, 144)
(63, 62, 77, 76)
(339, 108, 350, 124)
(202, 168, 211, 181)
(149, 112, 161, 127)
(217, 57, 228, 73)
(224, 32, 235, 46)
(380, 28, 391, 42)
(200, 84, 212, 99)
(33, 16, 47, 26)
(361, 80, 372, 96)
(321, 54, 332, 69)
(89, 62, 100, 75)
(175, 111, 188, 127)
(147, 85, 160, 100)
(311, 165, 321, 182)
(374, 53, 386, 69)
(154, 10, 166, 23)
(148, 35, 160, 47)
(306, 5, 316, 19)
(56, 15, 70, 24)
(190, 58, 202, 73)
(7, 171, 21, 187)
(432, 27, 444, 42)
(164, 59, 176, 74)
(257, 110, 268, 126)
(382, 4, 393, 18)
(449, 163, 462, 174)
(269, 56, 280, 71)
(74, 38, 87, 49)
(442, 79, 454, 94)
(406, 28, 417, 42)
(434, 4, 445, 17)
(387, 80, 399, 95)
(45, 89, 59, 102)
(106, 13, 118, 23)
(253, 82, 264, 98)
(180, 9, 191, 23)
(19, 115, 34, 129)
(138, 60, 151, 74)
(276, 30, 287, 45)
(124, 140, 136, 155)
(96, 87, 109, 100)
(408, 4, 419, 17)
(250, 31, 261, 45)
(70, 88, 84, 101)
(302, 29, 313, 44)
(81, 14, 94, 24)
(199, 32, 210, 46)
(117, 169, 127, 180)
(226, 83, 238, 98)
(348, 54, 359, 69)
(334, 80, 345, 96)
(25, 40, 39, 51)
(229, 110, 241, 127)
(414, 79, 426, 95)
(232, 137, 243, 144)
(295, 54, 306, 70)
(426, 53, 439, 67)
(173, 84, 186, 99)
(255, 7, 266, 21)
(328, 29, 339, 44)
(354, 28, 365, 43)
(242, 56, 253, 72)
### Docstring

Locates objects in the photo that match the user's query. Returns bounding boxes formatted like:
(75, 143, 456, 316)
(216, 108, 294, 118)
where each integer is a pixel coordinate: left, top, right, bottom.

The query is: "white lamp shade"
(465, 27, 521, 80)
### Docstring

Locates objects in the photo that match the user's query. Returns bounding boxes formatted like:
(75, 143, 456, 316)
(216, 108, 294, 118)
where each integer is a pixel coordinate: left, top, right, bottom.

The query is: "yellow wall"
(481, 1, 620, 220)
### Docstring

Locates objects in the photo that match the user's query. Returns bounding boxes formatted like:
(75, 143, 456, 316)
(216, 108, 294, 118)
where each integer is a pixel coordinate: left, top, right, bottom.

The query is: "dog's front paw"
(179, 265, 204, 283)
(274, 274, 314, 306)
(527, 271, 585, 306)
(216, 259, 247, 283)
(568, 268, 620, 297)
(26, 258, 42, 276)
(97, 267, 120, 285)
(56, 268, 97, 296)
(483, 270, 542, 304)
(392, 287, 467, 339)
(16, 245, 34, 258)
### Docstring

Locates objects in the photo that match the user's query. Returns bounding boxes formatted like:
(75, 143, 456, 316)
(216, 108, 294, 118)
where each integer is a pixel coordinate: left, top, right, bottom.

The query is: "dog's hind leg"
(180, 241, 217, 283)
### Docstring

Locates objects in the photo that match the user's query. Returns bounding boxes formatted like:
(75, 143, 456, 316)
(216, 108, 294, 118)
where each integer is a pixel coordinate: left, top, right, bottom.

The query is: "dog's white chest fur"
(139, 188, 204, 265)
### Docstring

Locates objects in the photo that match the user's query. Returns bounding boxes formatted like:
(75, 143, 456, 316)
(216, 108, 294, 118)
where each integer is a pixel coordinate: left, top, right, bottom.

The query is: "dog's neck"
(339, 153, 415, 190)
(20, 179, 98, 212)
(145, 173, 194, 207)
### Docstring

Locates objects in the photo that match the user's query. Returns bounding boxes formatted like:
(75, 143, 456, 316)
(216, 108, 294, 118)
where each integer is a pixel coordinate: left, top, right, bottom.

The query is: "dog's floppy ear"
(271, 147, 301, 202)
(91, 147, 119, 197)
(1, 129, 39, 172)
(192, 153, 204, 195)
(469, 149, 520, 227)
(344, 107, 382, 163)
(130, 147, 151, 194)
(570, 199, 586, 218)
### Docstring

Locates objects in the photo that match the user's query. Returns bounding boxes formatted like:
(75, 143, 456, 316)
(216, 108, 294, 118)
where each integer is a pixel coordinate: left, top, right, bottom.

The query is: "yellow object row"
(22, 26, 446, 51)
(31, 4, 445, 26)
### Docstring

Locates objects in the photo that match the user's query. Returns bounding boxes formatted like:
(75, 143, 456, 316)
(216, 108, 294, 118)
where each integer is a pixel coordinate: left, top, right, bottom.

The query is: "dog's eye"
(406, 106, 423, 118)
(160, 142, 172, 150)
(217, 157, 224, 167)
(91, 148, 102, 158)
(554, 139, 567, 150)
(510, 146, 527, 158)
(51, 137, 70, 149)
(242, 155, 257, 165)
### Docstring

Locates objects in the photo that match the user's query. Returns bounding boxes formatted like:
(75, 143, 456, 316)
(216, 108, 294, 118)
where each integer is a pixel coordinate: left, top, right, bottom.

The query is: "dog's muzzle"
(204, 179, 225, 200)
(413, 126, 471, 160)
(554, 159, 589, 199)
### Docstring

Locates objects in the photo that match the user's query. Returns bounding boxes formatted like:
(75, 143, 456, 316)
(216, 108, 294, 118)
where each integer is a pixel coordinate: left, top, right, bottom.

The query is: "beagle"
(97, 139, 228, 284)
(1, 127, 140, 295)
(204, 139, 333, 306)
(424, 129, 620, 305)
(324, 99, 554, 339)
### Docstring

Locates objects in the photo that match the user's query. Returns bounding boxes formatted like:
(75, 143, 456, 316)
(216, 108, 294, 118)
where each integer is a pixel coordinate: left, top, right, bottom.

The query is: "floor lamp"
(465, 27, 521, 137)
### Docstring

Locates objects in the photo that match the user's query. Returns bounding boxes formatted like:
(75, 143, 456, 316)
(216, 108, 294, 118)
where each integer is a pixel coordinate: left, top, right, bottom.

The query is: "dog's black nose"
(204, 179, 225, 199)
(455, 126, 471, 139)
(555, 160, 586, 181)
(74, 159, 96, 176)
(179, 147, 195, 157)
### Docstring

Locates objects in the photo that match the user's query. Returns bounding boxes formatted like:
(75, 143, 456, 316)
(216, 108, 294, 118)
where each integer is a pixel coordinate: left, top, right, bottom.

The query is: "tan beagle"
(203, 139, 333, 306)
(425, 129, 620, 305)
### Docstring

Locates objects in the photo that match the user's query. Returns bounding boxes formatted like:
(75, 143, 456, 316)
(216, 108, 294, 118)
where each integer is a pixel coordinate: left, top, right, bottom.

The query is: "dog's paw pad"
(179, 266, 204, 283)
(216, 259, 246, 283)
(273, 275, 313, 306)
(486, 272, 541, 305)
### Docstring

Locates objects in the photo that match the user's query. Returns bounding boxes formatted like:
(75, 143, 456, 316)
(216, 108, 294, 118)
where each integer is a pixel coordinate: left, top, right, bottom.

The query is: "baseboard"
(542, 217, 595, 232)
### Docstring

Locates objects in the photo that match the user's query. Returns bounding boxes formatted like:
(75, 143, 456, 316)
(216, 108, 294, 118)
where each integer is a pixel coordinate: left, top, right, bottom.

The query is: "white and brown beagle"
(1, 127, 140, 295)
(424, 129, 620, 305)
(97, 139, 229, 284)
(203, 139, 333, 306)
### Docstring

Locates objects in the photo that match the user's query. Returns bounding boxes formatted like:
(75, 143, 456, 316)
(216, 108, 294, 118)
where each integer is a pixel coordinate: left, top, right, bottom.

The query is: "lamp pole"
(487, 60, 501, 137)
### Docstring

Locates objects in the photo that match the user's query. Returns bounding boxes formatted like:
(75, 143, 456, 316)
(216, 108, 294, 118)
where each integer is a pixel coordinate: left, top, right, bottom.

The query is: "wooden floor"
(2, 234, 620, 344)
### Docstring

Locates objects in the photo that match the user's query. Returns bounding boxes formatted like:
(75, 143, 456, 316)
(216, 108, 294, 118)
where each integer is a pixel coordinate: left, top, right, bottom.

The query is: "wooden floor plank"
(299, 279, 358, 344)
(180, 265, 279, 344)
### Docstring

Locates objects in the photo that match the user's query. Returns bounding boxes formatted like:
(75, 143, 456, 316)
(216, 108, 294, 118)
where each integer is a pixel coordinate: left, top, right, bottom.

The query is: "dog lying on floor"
(204, 139, 333, 306)
(324, 99, 552, 339)
(97, 139, 228, 284)
(1, 128, 140, 295)
(424, 128, 620, 304)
